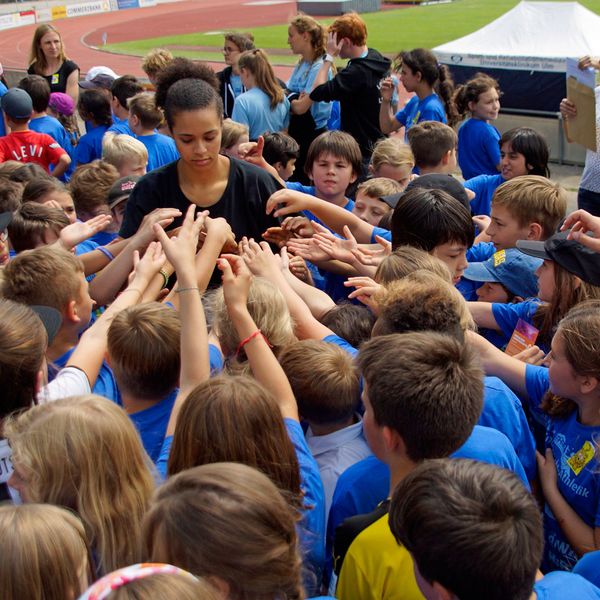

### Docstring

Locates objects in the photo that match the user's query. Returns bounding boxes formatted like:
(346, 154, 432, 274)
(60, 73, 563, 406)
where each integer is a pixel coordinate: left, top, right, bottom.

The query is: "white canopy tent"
(434, 1, 600, 112)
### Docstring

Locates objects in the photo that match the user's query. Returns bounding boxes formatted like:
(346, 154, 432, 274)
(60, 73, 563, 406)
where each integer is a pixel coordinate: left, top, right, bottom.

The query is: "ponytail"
(238, 49, 284, 109)
(435, 64, 458, 127)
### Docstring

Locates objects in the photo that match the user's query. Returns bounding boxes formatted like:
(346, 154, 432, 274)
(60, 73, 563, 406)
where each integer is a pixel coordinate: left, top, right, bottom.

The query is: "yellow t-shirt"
(336, 513, 424, 600)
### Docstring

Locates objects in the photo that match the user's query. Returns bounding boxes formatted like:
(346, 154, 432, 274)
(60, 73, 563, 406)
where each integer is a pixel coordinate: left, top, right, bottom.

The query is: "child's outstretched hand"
(154, 205, 208, 275)
(313, 223, 358, 264)
(265, 189, 313, 218)
(58, 213, 112, 250)
(287, 236, 330, 263)
(561, 210, 600, 254)
(281, 216, 314, 238)
(239, 237, 279, 278)
(130, 240, 166, 287)
(133, 207, 182, 249)
(345, 276, 382, 311)
(380, 77, 395, 102)
(217, 253, 252, 312)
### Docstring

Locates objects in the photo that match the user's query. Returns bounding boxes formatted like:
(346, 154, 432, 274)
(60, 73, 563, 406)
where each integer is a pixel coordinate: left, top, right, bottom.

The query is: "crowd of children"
(1, 13, 600, 600)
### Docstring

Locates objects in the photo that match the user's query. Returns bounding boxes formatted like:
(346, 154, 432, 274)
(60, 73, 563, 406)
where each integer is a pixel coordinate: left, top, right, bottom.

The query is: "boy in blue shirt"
(127, 92, 179, 172)
(107, 302, 180, 463)
(389, 458, 600, 600)
(107, 75, 143, 135)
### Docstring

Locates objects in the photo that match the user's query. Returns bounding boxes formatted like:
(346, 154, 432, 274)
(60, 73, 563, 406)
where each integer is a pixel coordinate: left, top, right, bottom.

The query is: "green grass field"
(104, 0, 600, 63)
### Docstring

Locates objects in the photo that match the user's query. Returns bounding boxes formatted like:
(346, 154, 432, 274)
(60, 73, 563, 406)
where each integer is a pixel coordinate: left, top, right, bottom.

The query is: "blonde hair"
(102, 134, 148, 172)
(221, 118, 249, 150)
(3, 396, 155, 575)
(370, 137, 415, 172)
(289, 14, 326, 61)
(0, 299, 47, 418)
(357, 177, 402, 200)
(375, 270, 474, 337)
(143, 462, 304, 600)
(0, 504, 92, 600)
(108, 302, 181, 400)
(492, 175, 567, 238)
(211, 277, 297, 363)
(128, 92, 165, 130)
(141, 48, 174, 80)
(1, 245, 83, 313)
(375, 246, 452, 285)
(238, 49, 284, 109)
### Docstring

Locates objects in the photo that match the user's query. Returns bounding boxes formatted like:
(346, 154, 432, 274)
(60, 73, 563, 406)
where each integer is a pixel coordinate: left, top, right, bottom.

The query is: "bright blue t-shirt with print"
(491, 298, 544, 350)
(137, 133, 179, 172)
(526, 365, 600, 572)
(395, 94, 446, 137)
(464, 173, 505, 216)
(458, 118, 501, 180)
(51, 346, 119, 402)
(287, 59, 332, 130)
(75, 123, 109, 165)
(534, 571, 600, 599)
(29, 114, 75, 181)
(116, 388, 177, 463)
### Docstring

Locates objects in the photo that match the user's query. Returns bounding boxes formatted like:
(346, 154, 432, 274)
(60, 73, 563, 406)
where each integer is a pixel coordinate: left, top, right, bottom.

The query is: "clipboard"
(565, 76, 597, 152)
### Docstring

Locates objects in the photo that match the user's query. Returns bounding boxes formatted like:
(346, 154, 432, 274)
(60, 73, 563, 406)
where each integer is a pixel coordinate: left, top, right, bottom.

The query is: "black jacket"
(217, 66, 246, 119)
(310, 49, 391, 157)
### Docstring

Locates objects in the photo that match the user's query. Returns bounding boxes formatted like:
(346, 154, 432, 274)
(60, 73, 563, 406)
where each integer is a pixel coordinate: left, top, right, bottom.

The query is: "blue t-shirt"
(464, 173, 505, 216)
(76, 230, 119, 255)
(526, 365, 600, 572)
(231, 87, 290, 140)
(482, 376, 536, 480)
(327, 424, 529, 560)
(394, 94, 447, 138)
(0, 81, 7, 137)
(574, 550, 600, 588)
(137, 133, 179, 172)
(51, 346, 119, 402)
(534, 571, 600, 599)
(458, 118, 501, 180)
(466, 241, 496, 263)
(322, 333, 358, 358)
(287, 59, 332, 130)
(106, 116, 134, 136)
(75, 123, 109, 165)
(229, 73, 243, 98)
(116, 388, 177, 464)
(285, 418, 326, 595)
(29, 114, 75, 181)
(491, 298, 544, 351)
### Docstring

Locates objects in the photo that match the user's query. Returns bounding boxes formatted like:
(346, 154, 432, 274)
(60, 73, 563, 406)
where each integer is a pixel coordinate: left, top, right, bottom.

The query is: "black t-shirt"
(119, 157, 282, 241)
(28, 59, 79, 95)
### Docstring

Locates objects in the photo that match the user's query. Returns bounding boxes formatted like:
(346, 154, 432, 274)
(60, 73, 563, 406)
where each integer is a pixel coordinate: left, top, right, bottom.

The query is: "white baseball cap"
(85, 66, 119, 81)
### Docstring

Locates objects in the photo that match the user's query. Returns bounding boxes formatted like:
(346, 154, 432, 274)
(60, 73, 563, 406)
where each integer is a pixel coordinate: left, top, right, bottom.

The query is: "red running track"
(0, 0, 298, 79)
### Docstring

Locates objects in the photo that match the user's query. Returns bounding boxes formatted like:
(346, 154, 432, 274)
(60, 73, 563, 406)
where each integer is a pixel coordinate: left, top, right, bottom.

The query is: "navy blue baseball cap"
(1, 88, 33, 119)
(463, 248, 542, 298)
(517, 230, 600, 287)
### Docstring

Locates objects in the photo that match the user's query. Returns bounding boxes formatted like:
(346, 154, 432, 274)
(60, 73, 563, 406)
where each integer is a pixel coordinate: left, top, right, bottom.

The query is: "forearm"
(283, 268, 335, 319)
(309, 201, 374, 243)
(467, 301, 501, 331)
(545, 488, 599, 556)
(230, 305, 298, 420)
(379, 100, 398, 134)
(145, 263, 174, 302)
(312, 258, 358, 277)
(79, 238, 129, 276)
(52, 155, 70, 178)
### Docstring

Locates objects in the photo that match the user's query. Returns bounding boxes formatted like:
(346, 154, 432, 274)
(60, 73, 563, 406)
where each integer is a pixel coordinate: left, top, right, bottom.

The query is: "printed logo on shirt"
(49, 143, 60, 149)
(51, 74, 59, 85)
(493, 249, 506, 267)
(411, 111, 421, 126)
(11, 144, 44, 160)
(567, 440, 595, 476)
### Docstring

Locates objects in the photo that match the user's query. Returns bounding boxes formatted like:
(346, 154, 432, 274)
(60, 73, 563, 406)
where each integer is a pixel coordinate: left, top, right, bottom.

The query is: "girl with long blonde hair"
(4, 395, 155, 575)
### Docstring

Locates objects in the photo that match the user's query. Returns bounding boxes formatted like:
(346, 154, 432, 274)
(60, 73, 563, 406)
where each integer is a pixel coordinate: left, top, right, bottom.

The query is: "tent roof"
(434, 1, 600, 71)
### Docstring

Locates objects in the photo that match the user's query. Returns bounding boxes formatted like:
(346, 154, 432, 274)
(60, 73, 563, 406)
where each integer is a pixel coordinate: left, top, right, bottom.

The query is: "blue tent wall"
(446, 65, 565, 114)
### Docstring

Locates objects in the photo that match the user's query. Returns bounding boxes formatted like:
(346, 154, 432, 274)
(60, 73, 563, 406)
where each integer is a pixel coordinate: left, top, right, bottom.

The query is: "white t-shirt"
(37, 366, 91, 404)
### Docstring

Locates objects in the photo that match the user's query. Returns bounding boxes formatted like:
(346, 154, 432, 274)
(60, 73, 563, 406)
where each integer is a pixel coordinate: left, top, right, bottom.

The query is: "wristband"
(324, 53, 336, 63)
(159, 269, 170, 289)
(97, 246, 115, 261)
(174, 286, 199, 294)
(236, 329, 272, 356)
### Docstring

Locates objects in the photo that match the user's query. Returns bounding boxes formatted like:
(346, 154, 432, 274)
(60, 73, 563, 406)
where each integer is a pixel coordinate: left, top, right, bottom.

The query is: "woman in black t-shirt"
(27, 24, 79, 102)
(120, 59, 281, 243)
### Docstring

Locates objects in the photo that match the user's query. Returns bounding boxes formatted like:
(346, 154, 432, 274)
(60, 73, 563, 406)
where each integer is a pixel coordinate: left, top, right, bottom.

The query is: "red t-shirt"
(0, 129, 66, 172)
